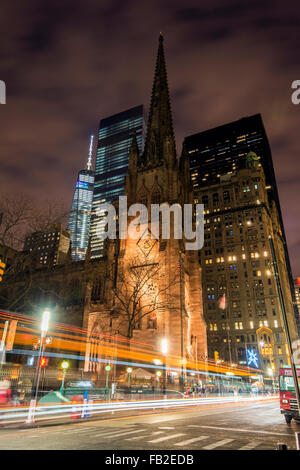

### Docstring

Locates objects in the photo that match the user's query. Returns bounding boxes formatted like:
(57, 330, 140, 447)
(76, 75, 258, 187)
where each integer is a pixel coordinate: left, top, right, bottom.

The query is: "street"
(0, 399, 298, 450)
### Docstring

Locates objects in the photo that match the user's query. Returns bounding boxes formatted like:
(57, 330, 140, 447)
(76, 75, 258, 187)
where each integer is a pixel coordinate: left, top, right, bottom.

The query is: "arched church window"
(91, 277, 102, 302)
(151, 192, 160, 204)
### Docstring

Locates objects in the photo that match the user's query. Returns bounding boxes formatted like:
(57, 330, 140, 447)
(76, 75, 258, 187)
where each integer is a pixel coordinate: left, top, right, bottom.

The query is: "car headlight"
(281, 399, 289, 404)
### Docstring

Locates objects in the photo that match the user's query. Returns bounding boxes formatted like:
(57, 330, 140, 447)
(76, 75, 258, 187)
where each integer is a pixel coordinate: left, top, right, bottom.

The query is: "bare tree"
(107, 253, 179, 339)
(0, 193, 69, 312)
(0, 193, 68, 251)
(0, 193, 34, 249)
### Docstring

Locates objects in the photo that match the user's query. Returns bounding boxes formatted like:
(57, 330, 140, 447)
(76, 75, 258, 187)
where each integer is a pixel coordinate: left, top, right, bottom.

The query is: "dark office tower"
(68, 136, 95, 261)
(90, 105, 145, 258)
(184, 114, 298, 331)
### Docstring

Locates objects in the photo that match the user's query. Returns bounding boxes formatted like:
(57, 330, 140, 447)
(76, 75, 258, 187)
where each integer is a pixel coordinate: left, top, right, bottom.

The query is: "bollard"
(295, 432, 300, 450)
(277, 443, 288, 450)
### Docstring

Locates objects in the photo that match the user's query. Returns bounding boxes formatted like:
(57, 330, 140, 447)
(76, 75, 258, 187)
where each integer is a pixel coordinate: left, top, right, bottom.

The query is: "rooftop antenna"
(87, 134, 94, 170)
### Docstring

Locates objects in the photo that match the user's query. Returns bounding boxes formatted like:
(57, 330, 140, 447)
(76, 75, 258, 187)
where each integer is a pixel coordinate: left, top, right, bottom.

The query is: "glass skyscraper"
(90, 105, 145, 258)
(68, 138, 95, 261)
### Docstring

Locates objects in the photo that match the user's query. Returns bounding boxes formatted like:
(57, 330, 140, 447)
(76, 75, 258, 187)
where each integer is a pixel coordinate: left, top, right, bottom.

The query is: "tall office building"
(68, 136, 95, 261)
(90, 105, 145, 258)
(195, 157, 298, 383)
(184, 114, 299, 332)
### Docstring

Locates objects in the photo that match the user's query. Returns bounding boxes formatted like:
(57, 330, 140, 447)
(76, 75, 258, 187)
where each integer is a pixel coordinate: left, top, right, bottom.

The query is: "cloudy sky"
(0, 0, 299, 273)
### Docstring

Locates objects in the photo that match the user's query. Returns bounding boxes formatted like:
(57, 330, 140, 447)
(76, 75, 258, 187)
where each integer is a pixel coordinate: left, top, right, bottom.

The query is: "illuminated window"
(274, 320, 278, 328)
(250, 321, 254, 329)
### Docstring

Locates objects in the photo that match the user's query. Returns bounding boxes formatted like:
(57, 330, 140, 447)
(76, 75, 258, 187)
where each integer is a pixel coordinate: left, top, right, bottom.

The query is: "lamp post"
(104, 365, 111, 400)
(269, 235, 300, 411)
(34, 309, 50, 400)
(156, 371, 161, 391)
(161, 338, 168, 399)
(127, 367, 132, 393)
(26, 309, 50, 424)
(60, 361, 69, 393)
(112, 330, 119, 398)
(216, 360, 221, 396)
(178, 252, 185, 392)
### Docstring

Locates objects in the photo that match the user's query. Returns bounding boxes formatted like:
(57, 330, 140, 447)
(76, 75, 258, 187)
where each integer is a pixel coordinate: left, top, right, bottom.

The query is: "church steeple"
(142, 33, 176, 168)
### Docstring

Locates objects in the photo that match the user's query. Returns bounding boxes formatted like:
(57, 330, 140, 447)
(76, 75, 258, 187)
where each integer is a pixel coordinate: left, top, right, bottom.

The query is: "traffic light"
(0, 259, 6, 282)
(40, 357, 49, 367)
(214, 350, 219, 362)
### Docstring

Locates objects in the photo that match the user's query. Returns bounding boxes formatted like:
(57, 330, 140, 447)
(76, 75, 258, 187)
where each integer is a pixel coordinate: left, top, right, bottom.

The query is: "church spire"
(142, 34, 176, 167)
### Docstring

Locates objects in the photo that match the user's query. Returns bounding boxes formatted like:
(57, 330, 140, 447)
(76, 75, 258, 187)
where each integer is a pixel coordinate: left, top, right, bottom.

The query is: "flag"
(219, 293, 226, 310)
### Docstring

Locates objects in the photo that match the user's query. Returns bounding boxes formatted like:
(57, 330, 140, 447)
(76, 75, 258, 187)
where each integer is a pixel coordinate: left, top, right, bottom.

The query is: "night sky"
(0, 0, 300, 274)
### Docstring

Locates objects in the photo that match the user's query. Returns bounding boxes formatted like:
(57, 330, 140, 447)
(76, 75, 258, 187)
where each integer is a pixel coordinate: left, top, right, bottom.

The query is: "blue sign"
(76, 181, 89, 189)
(247, 349, 259, 368)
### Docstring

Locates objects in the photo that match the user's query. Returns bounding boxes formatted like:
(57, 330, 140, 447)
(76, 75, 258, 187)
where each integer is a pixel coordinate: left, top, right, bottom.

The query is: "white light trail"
(0, 395, 277, 426)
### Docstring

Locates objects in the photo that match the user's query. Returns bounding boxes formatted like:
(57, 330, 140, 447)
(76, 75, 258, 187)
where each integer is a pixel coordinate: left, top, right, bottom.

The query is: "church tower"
(84, 34, 207, 380)
(119, 34, 207, 369)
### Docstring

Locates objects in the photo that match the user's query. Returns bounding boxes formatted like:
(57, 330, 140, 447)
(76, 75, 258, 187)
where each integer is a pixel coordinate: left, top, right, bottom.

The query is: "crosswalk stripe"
(239, 441, 260, 450)
(148, 433, 185, 443)
(198, 425, 291, 437)
(174, 436, 209, 446)
(62, 427, 98, 433)
(202, 439, 234, 450)
(93, 428, 137, 438)
(125, 431, 164, 441)
(102, 429, 144, 439)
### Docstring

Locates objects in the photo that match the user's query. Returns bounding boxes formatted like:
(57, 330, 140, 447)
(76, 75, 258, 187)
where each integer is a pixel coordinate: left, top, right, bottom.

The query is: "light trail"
(0, 395, 277, 426)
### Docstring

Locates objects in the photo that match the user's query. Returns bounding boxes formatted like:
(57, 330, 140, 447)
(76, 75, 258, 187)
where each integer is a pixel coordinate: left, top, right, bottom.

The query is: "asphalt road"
(0, 399, 298, 450)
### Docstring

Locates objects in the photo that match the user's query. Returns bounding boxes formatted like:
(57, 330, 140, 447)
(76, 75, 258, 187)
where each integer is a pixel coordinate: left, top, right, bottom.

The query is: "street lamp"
(161, 338, 168, 399)
(127, 367, 132, 392)
(41, 310, 50, 338)
(27, 309, 50, 424)
(60, 361, 69, 393)
(156, 370, 161, 390)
